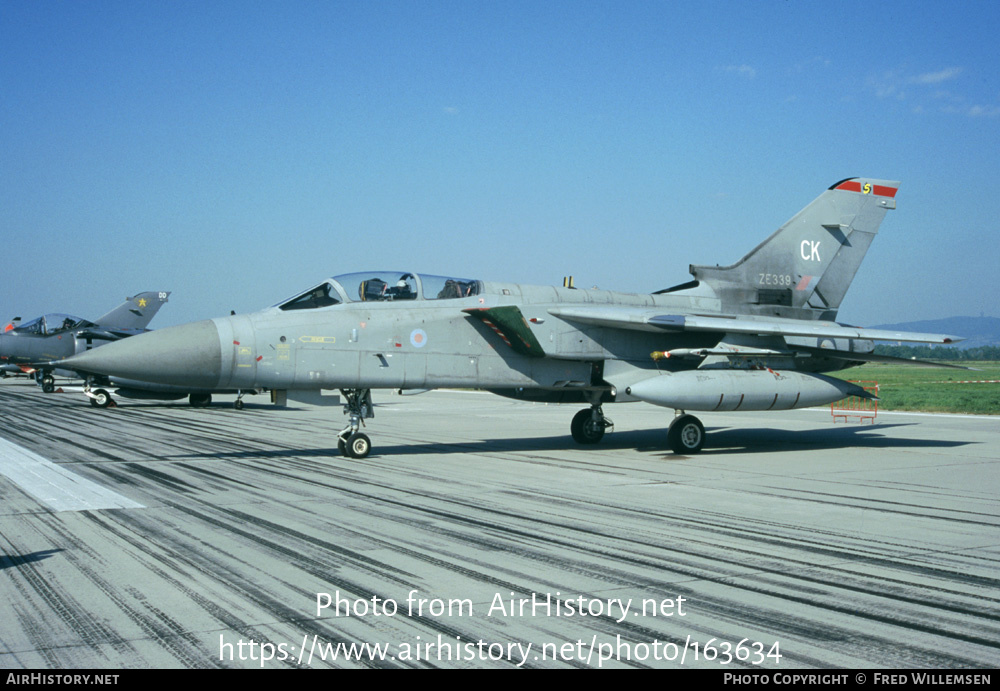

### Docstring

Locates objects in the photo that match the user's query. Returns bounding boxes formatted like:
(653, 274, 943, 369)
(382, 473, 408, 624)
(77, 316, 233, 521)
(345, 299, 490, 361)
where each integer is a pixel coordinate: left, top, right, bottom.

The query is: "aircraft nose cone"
(61, 320, 223, 389)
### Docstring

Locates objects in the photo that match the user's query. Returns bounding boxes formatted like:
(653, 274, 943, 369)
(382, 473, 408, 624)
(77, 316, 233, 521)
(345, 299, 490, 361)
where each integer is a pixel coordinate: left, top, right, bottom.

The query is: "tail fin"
(93, 291, 170, 331)
(689, 178, 898, 320)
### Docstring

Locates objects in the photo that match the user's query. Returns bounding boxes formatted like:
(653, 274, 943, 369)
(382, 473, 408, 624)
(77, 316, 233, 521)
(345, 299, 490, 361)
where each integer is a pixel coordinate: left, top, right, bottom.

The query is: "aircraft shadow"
(690, 424, 971, 456)
(165, 422, 971, 461)
(0, 549, 63, 570)
(88, 401, 312, 412)
(384, 423, 971, 458)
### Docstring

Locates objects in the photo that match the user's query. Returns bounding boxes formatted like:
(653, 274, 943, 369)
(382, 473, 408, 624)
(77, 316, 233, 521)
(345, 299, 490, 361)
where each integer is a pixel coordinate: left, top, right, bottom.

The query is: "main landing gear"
(337, 388, 373, 459)
(666, 413, 705, 455)
(36, 372, 55, 393)
(189, 393, 212, 407)
(570, 405, 613, 444)
(569, 406, 706, 454)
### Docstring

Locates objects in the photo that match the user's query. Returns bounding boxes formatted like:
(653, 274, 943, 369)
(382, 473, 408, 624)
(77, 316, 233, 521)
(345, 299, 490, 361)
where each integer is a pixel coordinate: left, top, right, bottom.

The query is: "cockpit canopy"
(13, 314, 93, 335)
(277, 272, 481, 311)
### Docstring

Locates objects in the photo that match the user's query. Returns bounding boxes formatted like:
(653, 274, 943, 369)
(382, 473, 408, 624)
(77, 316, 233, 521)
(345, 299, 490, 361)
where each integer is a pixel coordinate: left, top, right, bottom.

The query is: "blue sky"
(3, 1, 998, 328)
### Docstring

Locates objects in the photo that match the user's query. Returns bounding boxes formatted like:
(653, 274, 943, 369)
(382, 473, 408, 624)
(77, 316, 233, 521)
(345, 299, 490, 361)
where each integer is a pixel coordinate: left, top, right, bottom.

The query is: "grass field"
(830, 361, 1000, 415)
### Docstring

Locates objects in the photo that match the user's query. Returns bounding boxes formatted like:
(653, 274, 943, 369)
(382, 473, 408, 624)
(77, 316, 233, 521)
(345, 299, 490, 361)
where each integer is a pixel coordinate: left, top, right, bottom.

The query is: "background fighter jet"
(61, 178, 962, 457)
(2, 292, 263, 410)
(1, 291, 170, 391)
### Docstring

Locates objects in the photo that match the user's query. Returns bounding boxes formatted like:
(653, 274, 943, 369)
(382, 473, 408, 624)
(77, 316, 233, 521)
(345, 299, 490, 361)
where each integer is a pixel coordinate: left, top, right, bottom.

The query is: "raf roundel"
(410, 328, 427, 348)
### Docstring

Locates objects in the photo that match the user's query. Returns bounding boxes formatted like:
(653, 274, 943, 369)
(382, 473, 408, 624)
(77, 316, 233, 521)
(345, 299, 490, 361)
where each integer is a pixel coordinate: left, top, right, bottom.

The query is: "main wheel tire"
(337, 438, 348, 456)
(570, 408, 605, 444)
(345, 432, 371, 459)
(189, 393, 212, 407)
(667, 414, 705, 454)
(234, 399, 244, 410)
(42, 376, 55, 393)
(91, 389, 112, 408)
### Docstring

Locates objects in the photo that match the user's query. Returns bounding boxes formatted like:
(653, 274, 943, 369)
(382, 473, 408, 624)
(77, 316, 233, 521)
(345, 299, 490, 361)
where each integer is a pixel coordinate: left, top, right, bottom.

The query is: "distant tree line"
(874, 344, 1000, 361)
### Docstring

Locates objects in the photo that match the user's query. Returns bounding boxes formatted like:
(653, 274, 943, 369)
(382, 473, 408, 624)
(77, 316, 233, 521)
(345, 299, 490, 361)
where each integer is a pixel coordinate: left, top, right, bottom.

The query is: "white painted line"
(867, 410, 1000, 420)
(0, 437, 144, 512)
(793, 407, 998, 421)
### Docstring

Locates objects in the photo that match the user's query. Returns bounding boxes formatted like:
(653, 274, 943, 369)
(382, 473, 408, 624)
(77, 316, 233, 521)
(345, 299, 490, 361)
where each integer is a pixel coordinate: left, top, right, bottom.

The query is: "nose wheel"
(83, 383, 115, 408)
(339, 432, 372, 459)
(338, 389, 374, 458)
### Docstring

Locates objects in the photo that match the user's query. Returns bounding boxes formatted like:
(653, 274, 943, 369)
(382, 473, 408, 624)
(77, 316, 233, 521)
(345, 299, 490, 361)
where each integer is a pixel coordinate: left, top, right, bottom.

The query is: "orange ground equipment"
(831, 381, 878, 424)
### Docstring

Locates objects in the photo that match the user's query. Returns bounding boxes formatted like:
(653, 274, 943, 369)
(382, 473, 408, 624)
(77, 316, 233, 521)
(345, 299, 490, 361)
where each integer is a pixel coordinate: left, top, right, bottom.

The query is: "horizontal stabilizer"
(647, 315, 964, 344)
(549, 307, 963, 345)
(797, 347, 977, 370)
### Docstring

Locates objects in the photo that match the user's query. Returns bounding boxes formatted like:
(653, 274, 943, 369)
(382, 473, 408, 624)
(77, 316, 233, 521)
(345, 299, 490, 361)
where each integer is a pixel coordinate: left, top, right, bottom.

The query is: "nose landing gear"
(83, 381, 115, 408)
(338, 388, 374, 458)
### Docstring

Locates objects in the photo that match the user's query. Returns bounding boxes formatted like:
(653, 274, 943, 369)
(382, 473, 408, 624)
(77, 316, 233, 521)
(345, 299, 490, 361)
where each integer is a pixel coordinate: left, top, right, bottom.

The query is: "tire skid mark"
(0, 526, 126, 665)
(254, 475, 1000, 663)
(2, 383, 997, 667)
(81, 512, 308, 668)
(744, 486, 1000, 527)
(284, 480, 1000, 660)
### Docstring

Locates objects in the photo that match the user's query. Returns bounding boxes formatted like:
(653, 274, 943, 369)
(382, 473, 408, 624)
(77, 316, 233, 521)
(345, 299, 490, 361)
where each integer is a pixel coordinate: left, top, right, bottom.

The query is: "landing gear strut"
(337, 388, 373, 458)
(37, 372, 55, 393)
(189, 393, 212, 407)
(83, 381, 115, 408)
(89, 389, 112, 408)
(570, 405, 613, 444)
(667, 412, 705, 454)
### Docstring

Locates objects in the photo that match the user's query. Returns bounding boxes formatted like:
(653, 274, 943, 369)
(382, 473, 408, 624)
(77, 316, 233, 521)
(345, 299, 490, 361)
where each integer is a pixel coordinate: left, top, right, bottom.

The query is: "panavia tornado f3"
(1, 291, 169, 391)
(59, 178, 962, 457)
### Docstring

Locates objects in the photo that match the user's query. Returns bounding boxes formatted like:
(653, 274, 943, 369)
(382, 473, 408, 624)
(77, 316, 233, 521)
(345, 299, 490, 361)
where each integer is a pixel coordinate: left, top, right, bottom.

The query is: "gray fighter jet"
(60, 178, 963, 456)
(1, 291, 170, 391)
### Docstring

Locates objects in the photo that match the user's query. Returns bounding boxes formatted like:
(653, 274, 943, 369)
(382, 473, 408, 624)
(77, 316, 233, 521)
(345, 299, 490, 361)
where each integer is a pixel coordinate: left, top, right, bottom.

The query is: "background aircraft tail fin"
(689, 178, 899, 320)
(93, 291, 170, 331)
